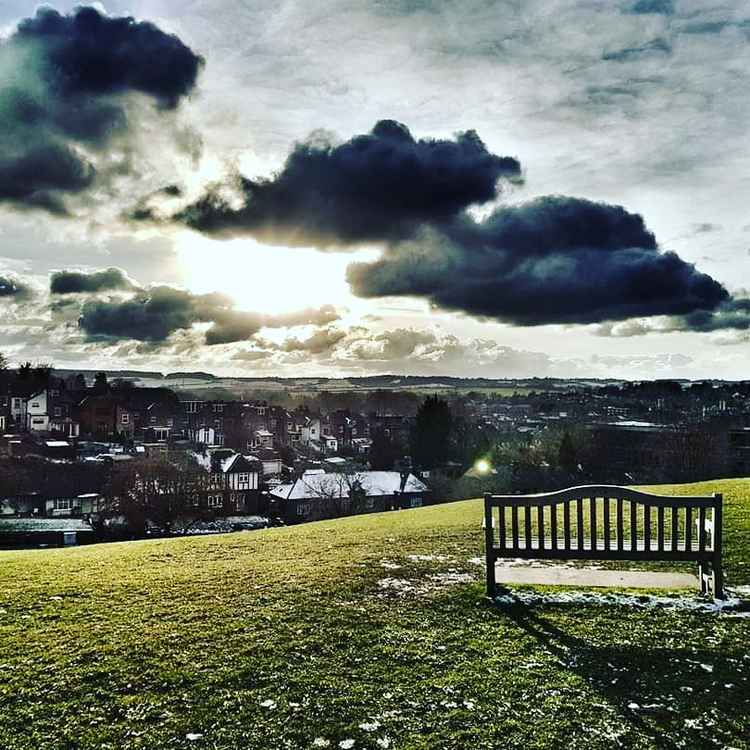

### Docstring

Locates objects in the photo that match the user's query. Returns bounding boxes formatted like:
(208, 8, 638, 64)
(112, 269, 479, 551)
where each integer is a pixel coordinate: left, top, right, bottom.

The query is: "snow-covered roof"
(270, 471, 428, 501)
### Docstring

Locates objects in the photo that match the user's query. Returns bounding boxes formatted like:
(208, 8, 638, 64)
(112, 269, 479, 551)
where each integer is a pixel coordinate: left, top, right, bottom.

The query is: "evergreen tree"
(411, 396, 453, 469)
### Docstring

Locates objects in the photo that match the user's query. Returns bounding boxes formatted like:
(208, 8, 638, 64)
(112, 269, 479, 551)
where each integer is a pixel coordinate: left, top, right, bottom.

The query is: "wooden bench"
(484, 485, 724, 599)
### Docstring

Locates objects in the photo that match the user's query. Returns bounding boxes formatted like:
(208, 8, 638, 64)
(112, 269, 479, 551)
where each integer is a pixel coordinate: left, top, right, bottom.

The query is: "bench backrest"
(484, 485, 722, 560)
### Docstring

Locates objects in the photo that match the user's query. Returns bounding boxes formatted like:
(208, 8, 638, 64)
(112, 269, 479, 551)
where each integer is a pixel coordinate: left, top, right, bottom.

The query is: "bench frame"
(484, 485, 723, 599)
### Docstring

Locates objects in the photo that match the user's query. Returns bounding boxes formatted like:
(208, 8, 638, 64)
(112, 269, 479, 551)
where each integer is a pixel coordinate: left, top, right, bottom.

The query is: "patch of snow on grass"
(407, 554, 453, 562)
(359, 720, 381, 731)
(493, 589, 745, 613)
(260, 699, 277, 709)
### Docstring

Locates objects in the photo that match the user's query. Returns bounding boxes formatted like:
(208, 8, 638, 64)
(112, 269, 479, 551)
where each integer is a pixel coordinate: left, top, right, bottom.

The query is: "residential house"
(76, 394, 133, 439)
(270, 470, 429, 523)
(26, 388, 80, 437)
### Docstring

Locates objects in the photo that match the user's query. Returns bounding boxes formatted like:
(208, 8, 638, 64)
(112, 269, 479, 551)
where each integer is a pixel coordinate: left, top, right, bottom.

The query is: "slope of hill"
(1, 480, 749, 749)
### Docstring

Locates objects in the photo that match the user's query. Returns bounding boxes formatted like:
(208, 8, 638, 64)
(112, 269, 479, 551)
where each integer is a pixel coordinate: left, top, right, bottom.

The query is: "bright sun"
(176, 233, 374, 316)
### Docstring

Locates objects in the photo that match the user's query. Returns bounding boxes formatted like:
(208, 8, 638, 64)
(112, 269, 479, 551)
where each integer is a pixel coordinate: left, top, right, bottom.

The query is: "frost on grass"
(493, 588, 747, 613)
(377, 570, 476, 597)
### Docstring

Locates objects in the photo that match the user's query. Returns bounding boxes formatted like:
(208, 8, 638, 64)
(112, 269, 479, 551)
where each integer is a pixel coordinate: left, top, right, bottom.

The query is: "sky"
(0, 0, 749, 380)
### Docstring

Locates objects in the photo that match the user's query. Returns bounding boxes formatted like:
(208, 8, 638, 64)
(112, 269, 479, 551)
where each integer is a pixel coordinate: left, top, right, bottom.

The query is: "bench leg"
(486, 554, 496, 598)
(698, 563, 707, 595)
(713, 558, 724, 600)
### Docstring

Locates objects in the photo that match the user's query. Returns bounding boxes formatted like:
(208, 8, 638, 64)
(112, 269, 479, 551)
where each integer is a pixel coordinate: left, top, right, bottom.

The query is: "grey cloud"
(78, 286, 340, 345)
(0, 6, 203, 214)
(0, 274, 32, 300)
(602, 38, 671, 62)
(146, 119, 521, 247)
(627, 0, 674, 15)
(50, 267, 137, 295)
(347, 196, 729, 327)
(280, 327, 348, 354)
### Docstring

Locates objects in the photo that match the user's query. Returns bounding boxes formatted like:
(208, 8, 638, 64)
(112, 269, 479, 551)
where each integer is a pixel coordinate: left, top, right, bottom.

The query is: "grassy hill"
(1, 479, 749, 750)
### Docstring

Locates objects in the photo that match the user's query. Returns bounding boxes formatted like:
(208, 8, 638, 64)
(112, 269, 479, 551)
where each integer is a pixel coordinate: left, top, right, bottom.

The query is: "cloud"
(602, 38, 671, 62)
(627, 0, 674, 15)
(0, 6, 203, 214)
(50, 267, 137, 294)
(691, 222, 721, 234)
(596, 298, 750, 336)
(347, 196, 730, 327)
(0, 274, 32, 300)
(77, 285, 340, 345)
(145, 119, 521, 247)
(280, 326, 347, 354)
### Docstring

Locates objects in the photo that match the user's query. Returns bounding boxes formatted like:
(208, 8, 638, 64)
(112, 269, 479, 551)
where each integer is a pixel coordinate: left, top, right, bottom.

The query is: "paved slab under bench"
(494, 564, 698, 590)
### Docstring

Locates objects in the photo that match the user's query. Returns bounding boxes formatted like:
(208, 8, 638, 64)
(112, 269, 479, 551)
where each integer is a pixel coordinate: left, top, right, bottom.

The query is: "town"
(2, 360, 749, 548)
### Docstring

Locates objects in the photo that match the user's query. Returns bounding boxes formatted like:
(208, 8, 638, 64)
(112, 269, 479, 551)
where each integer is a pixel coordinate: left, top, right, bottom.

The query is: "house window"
(53, 498, 72, 511)
(237, 472, 250, 484)
(297, 501, 312, 517)
(32, 417, 44, 424)
(365, 497, 375, 510)
(53, 407, 62, 417)
(207, 495, 222, 508)
(31, 402, 40, 409)
(121, 413, 130, 424)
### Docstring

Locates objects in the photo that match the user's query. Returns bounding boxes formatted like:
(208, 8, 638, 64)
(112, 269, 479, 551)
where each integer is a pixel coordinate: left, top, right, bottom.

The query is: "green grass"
(1, 479, 749, 749)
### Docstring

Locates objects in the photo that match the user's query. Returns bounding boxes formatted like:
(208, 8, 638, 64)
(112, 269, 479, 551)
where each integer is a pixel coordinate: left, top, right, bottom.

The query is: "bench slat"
(671, 507, 679, 552)
(686, 507, 693, 551)
(644, 505, 651, 552)
(617, 498, 624, 552)
(590, 496, 597, 551)
(511, 506, 519, 550)
(563, 502, 571, 550)
(524, 506, 532, 550)
(630, 500, 637, 552)
(603, 496, 611, 551)
(577, 497, 584, 551)
(550, 502, 558, 550)
(699, 507, 706, 552)
(498, 505, 506, 549)
(537, 505, 545, 551)
(657, 506, 665, 552)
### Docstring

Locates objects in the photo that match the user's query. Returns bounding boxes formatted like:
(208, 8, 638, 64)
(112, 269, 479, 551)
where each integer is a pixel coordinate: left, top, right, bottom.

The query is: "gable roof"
(221, 454, 262, 474)
(270, 471, 428, 501)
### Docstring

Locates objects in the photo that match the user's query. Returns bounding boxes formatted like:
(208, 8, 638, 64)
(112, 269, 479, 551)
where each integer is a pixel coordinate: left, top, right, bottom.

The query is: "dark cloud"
(50, 267, 137, 295)
(628, 0, 674, 15)
(0, 6, 203, 213)
(346, 196, 730, 327)
(0, 275, 31, 300)
(158, 120, 521, 247)
(14, 7, 203, 107)
(78, 286, 340, 345)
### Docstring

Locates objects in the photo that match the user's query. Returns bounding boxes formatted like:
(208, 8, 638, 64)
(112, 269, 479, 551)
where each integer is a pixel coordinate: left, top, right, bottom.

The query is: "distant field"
(0, 479, 748, 749)
(129, 375, 542, 399)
